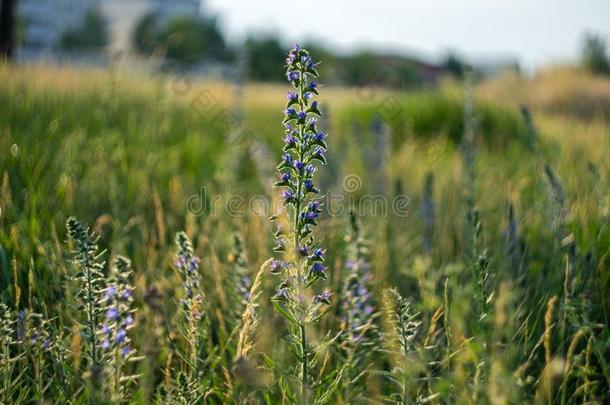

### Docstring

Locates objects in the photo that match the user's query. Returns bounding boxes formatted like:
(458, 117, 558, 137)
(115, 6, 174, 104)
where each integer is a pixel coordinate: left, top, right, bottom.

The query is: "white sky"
(203, 0, 610, 71)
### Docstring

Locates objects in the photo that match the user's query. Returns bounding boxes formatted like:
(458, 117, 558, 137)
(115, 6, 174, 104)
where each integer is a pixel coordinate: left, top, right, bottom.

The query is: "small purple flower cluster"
(173, 231, 205, 370)
(99, 256, 136, 360)
(175, 253, 202, 304)
(341, 213, 376, 341)
(16, 309, 53, 350)
(343, 259, 374, 332)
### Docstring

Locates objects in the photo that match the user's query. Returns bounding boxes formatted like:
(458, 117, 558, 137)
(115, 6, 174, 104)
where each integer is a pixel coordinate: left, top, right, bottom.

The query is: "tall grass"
(0, 51, 609, 403)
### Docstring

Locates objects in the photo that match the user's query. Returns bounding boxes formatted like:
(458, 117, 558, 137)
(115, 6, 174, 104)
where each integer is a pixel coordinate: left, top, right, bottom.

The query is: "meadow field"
(0, 55, 609, 404)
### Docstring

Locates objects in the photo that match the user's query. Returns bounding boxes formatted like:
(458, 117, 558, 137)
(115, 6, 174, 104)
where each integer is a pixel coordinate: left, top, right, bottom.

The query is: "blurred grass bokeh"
(0, 62, 609, 402)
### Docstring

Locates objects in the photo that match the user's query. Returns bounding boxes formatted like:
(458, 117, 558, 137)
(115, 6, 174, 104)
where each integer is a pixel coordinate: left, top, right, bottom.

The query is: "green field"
(0, 61, 609, 403)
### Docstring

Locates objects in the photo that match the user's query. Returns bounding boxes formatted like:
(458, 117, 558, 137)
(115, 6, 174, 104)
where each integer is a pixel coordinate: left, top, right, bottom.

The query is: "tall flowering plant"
(271, 46, 332, 403)
(99, 256, 138, 401)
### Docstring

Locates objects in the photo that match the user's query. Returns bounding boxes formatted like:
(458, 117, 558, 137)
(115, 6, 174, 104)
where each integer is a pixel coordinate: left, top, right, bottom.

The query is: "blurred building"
(18, 0, 101, 60)
(17, 0, 202, 60)
(102, 0, 200, 53)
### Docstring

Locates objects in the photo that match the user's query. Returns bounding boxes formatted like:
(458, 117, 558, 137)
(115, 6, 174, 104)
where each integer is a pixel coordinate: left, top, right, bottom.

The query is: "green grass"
(0, 62, 609, 403)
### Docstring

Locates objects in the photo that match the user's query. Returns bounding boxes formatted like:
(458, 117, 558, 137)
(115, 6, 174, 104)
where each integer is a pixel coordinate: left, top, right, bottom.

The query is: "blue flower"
(104, 286, 117, 300)
(106, 307, 119, 321)
(122, 288, 133, 299)
(305, 210, 319, 221)
(286, 71, 300, 82)
(124, 314, 134, 326)
(282, 189, 295, 203)
(115, 329, 127, 344)
(313, 289, 332, 305)
(274, 288, 289, 301)
(308, 201, 321, 212)
(293, 160, 305, 171)
(298, 245, 310, 257)
(305, 164, 316, 175)
(304, 179, 315, 191)
(269, 259, 286, 274)
(310, 262, 326, 277)
(188, 257, 200, 272)
(121, 346, 131, 358)
(284, 135, 297, 147)
(312, 248, 325, 261)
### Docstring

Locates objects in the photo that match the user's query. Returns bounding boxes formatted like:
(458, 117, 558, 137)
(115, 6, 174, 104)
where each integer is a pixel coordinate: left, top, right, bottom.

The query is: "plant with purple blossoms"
(99, 255, 139, 401)
(16, 309, 54, 400)
(339, 212, 378, 401)
(271, 45, 335, 403)
(66, 217, 105, 371)
(174, 232, 206, 378)
(228, 233, 252, 327)
(381, 289, 421, 404)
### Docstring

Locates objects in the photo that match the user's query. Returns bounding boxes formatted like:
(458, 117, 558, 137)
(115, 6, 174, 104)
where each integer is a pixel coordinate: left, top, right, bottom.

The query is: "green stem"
(300, 323, 308, 404)
(85, 257, 98, 366)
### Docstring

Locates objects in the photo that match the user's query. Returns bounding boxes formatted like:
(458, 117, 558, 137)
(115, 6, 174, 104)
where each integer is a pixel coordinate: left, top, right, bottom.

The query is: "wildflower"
(297, 245, 310, 257)
(173, 232, 206, 377)
(305, 164, 316, 175)
(311, 248, 325, 262)
(67, 217, 105, 367)
(274, 288, 289, 301)
(310, 262, 326, 278)
(282, 189, 295, 204)
(313, 290, 332, 305)
(304, 179, 315, 192)
(98, 255, 138, 400)
(270, 259, 286, 274)
(284, 134, 298, 148)
(271, 46, 331, 399)
(104, 286, 117, 300)
(106, 307, 119, 321)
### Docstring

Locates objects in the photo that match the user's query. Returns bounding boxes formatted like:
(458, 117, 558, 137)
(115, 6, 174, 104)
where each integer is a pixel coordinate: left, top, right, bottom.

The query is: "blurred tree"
(0, 0, 15, 59)
(59, 9, 108, 51)
(244, 35, 285, 81)
(340, 51, 379, 85)
(442, 52, 465, 78)
(132, 13, 158, 55)
(582, 32, 610, 75)
(132, 14, 229, 65)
